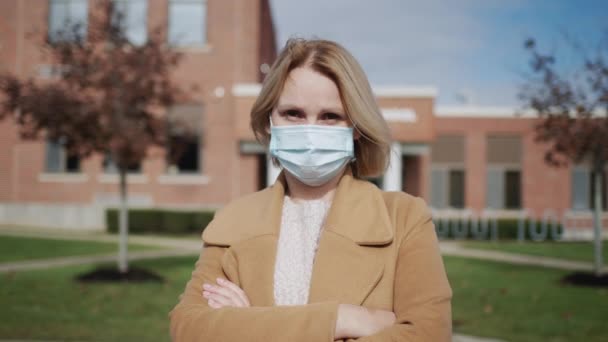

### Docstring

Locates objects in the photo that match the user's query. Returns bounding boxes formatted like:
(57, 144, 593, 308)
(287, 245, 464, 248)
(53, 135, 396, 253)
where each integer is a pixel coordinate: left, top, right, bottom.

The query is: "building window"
(430, 135, 465, 209)
(111, 0, 148, 45)
(430, 168, 465, 209)
(449, 169, 465, 208)
(505, 170, 522, 209)
(486, 168, 522, 209)
(45, 139, 80, 173)
(485, 135, 522, 210)
(167, 104, 203, 174)
(168, 0, 207, 47)
(102, 153, 141, 173)
(571, 166, 607, 211)
(48, 0, 88, 42)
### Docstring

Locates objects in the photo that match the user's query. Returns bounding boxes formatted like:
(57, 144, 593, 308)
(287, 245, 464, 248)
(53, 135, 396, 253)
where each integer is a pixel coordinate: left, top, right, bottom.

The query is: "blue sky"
(269, 0, 608, 106)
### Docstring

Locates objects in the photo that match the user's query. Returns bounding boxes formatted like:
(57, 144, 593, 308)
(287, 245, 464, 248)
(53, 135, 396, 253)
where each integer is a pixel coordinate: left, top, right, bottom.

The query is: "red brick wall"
(435, 116, 572, 218)
(0, 0, 276, 208)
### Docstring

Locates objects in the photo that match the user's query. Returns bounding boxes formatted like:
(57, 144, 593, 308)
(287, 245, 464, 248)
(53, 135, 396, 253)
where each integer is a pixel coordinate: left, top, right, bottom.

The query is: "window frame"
(430, 164, 466, 209)
(166, 104, 204, 175)
(45, 138, 81, 173)
(110, 0, 149, 46)
(485, 164, 522, 210)
(167, 0, 208, 48)
(48, 0, 89, 43)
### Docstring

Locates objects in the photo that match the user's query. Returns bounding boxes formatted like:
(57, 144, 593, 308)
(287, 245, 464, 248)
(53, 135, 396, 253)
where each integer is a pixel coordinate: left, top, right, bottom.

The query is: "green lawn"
(447, 257, 608, 342)
(462, 240, 608, 263)
(0, 256, 196, 341)
(0, 235, 161, 263)
(1, 252, 607, 341)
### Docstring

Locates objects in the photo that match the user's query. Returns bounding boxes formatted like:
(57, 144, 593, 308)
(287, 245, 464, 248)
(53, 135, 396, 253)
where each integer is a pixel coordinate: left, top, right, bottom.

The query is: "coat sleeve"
(348, 197, 453, 342)
(168, 241, 341, 342)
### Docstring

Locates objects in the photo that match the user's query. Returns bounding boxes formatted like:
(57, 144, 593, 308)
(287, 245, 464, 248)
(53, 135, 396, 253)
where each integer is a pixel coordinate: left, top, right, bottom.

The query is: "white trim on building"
(381, 108, 417, 123)
(232, 83, 262, 97)
(435, 106, 537, 118)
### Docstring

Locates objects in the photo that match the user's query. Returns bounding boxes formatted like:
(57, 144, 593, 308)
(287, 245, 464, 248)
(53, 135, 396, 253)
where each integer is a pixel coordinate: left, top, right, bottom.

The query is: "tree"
(520, 35, 608, 276)
(0, 1, 188, 275)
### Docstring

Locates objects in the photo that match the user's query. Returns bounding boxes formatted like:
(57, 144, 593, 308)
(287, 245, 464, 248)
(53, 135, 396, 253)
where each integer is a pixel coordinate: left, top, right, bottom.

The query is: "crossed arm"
(169, 209, 452, 341)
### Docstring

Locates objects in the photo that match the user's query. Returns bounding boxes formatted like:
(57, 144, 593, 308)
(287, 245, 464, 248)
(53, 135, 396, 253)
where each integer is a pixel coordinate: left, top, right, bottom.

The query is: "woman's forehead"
(278, 67, 343, 109)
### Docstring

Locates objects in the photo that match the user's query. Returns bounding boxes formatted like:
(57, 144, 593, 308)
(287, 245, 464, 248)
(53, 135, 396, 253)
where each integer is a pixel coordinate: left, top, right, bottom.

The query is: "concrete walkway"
(0, 249, 199, 273)
(453, 334, 505, 342)
(440, 241, 608, 273)
(2, 226, 605, 274)
(0, 226, 202, 273)
(0, 226, 202, 250)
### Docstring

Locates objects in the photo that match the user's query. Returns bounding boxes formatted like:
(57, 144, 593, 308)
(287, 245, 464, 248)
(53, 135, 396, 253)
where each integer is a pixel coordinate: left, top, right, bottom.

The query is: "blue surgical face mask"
(269, 117, 355, 187)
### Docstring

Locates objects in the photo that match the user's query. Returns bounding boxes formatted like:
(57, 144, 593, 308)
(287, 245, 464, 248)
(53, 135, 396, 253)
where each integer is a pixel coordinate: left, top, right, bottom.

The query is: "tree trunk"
(118, 167, 129, 273)
(592, 164, 604, 276)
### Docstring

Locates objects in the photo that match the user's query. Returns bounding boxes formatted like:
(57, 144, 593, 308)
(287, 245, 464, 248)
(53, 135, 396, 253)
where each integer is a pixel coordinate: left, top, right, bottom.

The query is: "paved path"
(439, 241, 608, 273)
(0, 249, 199, 273)
(453, 334, 505, 342)
(0, 226, 202, 273)
(2, 226, 605, 274)
(0, 226, 202, 250)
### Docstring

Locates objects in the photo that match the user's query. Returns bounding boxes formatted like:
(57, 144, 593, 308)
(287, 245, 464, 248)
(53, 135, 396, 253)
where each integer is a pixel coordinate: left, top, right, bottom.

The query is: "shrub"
(106, 208, 215, 235)
(433, 217, 564, 241)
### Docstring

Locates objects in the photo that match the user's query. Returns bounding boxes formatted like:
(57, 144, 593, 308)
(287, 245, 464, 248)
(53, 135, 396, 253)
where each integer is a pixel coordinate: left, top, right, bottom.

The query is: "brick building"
(0, 0, 606, 232)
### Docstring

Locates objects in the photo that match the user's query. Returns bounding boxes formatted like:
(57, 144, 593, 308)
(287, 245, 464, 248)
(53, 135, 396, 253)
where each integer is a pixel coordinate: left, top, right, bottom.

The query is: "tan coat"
(169, 169, 452, 341)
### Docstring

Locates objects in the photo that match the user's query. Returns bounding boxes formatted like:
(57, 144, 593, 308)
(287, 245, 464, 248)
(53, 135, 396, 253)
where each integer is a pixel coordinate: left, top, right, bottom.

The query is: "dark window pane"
(449, 170, 465, 208)
(168, 135, 199, 173)
(590, 171, 607, 210)
(65, 153, 80, 172)
(166, 104, 203, 174)
(505, 170, 521, 209)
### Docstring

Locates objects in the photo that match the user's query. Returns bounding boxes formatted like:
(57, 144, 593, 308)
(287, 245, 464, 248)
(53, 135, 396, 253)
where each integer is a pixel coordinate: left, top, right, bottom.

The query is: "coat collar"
(202, 166, 394, 246)
(203, 166, 394, 306)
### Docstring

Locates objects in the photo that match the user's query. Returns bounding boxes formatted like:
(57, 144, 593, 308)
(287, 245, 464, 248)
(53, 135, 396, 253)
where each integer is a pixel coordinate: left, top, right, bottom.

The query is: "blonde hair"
(250, 38, 392, 178)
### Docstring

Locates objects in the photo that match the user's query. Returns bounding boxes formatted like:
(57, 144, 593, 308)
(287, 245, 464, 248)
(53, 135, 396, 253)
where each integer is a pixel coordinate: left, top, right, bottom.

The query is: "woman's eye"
(284, 110, 302, 118)
(322, 113, 342, 121)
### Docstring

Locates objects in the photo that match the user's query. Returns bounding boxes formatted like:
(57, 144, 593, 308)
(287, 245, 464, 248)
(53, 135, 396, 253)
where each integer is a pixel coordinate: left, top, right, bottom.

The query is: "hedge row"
(106, 208, 564, 240)
(106, 208, 215, 235)
(433, 218, 564, 240)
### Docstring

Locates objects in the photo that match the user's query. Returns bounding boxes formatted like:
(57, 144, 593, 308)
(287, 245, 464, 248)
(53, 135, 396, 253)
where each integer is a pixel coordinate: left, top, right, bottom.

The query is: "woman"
(169, 38, 452, 341)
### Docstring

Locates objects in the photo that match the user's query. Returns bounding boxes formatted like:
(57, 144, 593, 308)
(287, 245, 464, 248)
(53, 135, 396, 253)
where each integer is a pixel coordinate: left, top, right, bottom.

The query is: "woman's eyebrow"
(276, 104, 304, 112)
(320, 107, 345, 114)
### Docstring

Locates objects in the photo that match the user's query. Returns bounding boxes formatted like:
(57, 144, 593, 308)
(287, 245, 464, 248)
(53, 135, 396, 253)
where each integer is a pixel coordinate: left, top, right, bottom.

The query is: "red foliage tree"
(520, 36, 608, 275)
(0, 1, 188, 274)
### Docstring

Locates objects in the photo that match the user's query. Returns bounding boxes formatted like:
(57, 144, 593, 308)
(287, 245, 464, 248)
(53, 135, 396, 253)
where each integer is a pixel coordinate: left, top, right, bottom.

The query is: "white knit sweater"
(273, 195, 331, 306)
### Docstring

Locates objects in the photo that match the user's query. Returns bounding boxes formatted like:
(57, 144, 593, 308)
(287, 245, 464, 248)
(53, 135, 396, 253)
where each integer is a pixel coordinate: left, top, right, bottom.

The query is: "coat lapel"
(307, 169, 393, 305)
(202, 167, 394, 307)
